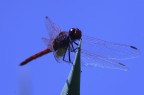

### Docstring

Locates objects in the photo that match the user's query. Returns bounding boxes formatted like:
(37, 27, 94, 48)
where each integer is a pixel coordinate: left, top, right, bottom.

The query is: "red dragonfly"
(20, 16, 140, 71)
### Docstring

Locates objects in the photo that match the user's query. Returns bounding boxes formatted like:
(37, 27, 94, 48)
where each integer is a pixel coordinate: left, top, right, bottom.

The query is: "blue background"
(0, 0, 144, 95)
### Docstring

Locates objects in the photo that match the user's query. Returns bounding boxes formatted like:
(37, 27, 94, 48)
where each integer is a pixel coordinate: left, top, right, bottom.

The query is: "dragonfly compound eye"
(69, 28, 82, 40)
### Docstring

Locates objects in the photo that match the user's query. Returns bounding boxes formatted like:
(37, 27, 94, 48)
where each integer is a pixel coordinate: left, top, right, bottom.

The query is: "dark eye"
(70, 28, 75, 32)
(69, 28, 76, 36)
(69, 28, 82, 40)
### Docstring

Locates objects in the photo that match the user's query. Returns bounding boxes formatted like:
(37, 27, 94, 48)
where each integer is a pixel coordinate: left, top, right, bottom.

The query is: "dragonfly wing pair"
(81, 35, 140, 70)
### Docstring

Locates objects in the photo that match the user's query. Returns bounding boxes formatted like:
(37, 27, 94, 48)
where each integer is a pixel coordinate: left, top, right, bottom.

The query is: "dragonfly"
(20, 16, 140, 71)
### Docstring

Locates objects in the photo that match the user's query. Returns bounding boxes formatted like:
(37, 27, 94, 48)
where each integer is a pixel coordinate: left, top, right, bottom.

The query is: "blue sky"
(0, 0, 144, 95)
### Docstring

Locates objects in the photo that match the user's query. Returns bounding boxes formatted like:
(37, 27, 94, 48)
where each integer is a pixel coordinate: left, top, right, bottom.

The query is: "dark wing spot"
(45, 16, 48, 19)
(130, 46, 138, 50)
(118, 63, 126, 66)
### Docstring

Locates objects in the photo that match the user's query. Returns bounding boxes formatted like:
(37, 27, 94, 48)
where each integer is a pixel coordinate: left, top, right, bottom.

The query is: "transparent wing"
(43, 16, 61, 50)
(41, 37, 54, 50)
(81, 50, 127, 71)
(53, 48, 67, 63)
(82, 35, 140, 60)
(45, 16, 61, 40)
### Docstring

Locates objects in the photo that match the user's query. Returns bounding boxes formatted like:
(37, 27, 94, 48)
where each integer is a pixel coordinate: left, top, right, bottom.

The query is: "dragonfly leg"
(62, 40, 80, 63)
(70, 42, 75, 52)
(62, 46, 73, 63)
(62, 47, 68, 61)
(73, 41, 78, 45)
(70, 40, 79, 52)
(68, 45, 72, 63)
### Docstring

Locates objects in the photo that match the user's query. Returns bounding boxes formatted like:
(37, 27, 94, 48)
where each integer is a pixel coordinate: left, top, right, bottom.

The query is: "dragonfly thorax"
(53, 32, 70, 51)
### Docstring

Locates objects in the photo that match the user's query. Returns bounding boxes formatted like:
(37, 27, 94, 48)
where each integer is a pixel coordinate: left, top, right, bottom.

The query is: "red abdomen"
(20, 48, 51, 66)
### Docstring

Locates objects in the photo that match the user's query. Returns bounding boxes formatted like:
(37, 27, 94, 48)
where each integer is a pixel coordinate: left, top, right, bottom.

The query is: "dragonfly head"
(69, 28, 82, 40)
